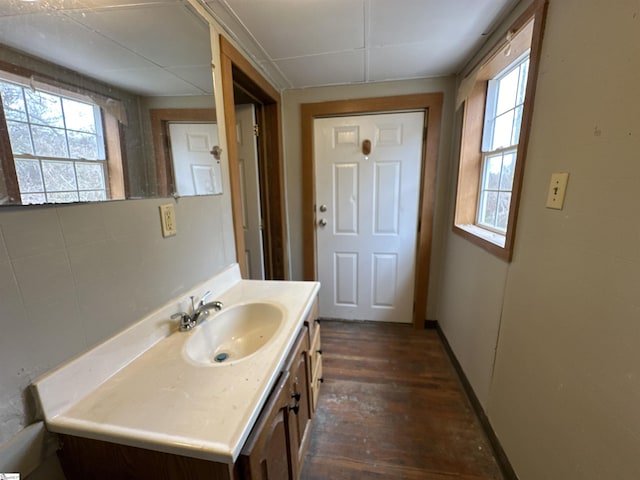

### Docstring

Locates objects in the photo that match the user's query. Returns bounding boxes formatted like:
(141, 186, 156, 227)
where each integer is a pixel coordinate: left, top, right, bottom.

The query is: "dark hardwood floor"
(300, 320, 503, 480)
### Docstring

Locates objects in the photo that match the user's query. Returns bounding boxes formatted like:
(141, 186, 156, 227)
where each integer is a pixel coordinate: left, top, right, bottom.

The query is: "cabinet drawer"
(309, 325, 321, 380)
(303, 298, 319, 346)
(310, 360, 323, 412)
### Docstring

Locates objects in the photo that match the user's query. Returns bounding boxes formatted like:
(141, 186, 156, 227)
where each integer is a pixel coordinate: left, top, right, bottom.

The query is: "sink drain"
(214, 352, 229, 363)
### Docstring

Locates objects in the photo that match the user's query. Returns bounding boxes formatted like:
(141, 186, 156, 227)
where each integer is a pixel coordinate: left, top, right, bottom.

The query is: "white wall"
(0, 195, 236, 477)
(282, 78, 456, 319)
(438, 0, 640, 478)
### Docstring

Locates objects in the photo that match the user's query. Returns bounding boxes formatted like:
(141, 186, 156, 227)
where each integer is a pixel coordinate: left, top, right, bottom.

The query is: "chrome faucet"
(172, 290, 223, 331)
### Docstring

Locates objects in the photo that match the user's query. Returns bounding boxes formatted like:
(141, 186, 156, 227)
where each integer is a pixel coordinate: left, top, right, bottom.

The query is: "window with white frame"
(477, 54, 529, 233)
(0, 76, 109, 204)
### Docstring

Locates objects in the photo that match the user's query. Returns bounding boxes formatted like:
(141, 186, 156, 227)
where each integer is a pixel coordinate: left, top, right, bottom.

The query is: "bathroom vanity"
(32, 264, 321, 480)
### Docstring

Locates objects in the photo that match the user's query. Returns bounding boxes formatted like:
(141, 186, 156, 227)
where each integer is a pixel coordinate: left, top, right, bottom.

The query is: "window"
(453, 0, 547, 261)
(477, 54, 529, 233)
(0, 69, 125, 205)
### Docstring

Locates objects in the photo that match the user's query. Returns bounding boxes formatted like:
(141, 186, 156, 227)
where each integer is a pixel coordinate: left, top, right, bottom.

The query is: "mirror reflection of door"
(168, 122, 222, 196)
(235, 104, 265, 280)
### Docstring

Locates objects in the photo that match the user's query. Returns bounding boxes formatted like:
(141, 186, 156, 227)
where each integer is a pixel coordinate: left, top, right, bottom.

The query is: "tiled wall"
(0, 195, 235, 451)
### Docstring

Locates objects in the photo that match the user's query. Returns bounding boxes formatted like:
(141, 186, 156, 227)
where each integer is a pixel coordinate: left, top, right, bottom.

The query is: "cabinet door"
(288, 333, 313, 470)
(238, 371, 297, 480)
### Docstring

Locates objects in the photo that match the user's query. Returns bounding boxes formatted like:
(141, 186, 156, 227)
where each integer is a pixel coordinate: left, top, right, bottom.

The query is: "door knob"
(318, 218, 327, 227)
(319, 204, 327, 212)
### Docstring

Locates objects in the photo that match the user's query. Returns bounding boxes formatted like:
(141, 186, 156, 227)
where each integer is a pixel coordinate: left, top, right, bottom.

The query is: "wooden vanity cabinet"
(237, 323, 314, 480)
(56, 298, 321, 480)
(234, 369, 296, 480)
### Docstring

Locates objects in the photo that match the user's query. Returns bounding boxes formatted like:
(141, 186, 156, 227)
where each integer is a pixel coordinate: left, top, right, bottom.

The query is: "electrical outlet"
(159, 204, 177, 237)
(545, 172, 569, 210)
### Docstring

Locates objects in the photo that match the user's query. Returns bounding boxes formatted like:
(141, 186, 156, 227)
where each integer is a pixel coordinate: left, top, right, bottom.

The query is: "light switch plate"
(159, 204, 177, 237)
(546, 172, 569, 210)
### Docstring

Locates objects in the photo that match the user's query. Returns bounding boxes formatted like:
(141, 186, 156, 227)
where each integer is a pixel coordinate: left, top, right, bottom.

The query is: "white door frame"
(301, 94, 443, 329)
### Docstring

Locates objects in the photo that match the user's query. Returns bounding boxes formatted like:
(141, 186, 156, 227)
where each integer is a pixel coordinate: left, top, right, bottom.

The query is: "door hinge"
(253, 124, 260, 137)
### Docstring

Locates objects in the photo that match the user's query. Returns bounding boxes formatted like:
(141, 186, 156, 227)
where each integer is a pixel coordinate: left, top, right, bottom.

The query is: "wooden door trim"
(219, 36, 289, 280)
(301, 93, 443, 329)
(150, 108, 216, 197)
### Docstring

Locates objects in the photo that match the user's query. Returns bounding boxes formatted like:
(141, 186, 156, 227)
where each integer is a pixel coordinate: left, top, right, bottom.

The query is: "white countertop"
(32, 264, 320, 464)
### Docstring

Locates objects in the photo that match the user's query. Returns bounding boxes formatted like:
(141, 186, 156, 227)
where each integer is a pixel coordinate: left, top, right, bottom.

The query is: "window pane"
(79, 190, 107, 202)
(76, 162, 105, 190)
(62, 98, 97, 133)
(492, 110, 515, 150)
(21, 193, 46, 204)
(484, 154, 503, 190)
(496, 67, 519, 115)
(496, 192, 512, 231)
(25, 90, 64, 127)
(31, 125, 69, 157)
(6, 120, 33, 154)
(0, 82, 27, 121)
(42, 160, 77, 192)
(516, 59, 530, 104)
(500, 152, 516, 190)
(479, 192, 498, 227)
(68, 130, 99, 159)
(47, 191, 79, 203)
(511, 105, 524, 145)
(15, 158, 44, 193)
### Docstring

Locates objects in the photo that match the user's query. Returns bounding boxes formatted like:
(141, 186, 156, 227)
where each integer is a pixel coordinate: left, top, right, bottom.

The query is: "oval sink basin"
(183, 302, 283, 366)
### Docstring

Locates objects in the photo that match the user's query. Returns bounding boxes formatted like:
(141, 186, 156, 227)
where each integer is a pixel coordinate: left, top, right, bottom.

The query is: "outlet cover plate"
(159, 204, 177, 237)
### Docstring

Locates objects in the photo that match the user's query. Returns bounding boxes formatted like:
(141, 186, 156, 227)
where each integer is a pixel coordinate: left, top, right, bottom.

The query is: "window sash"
(0, 75, 109, 204)
(14, 155, 108, 204)
(482, 53, 530, 154)
(477, 147, 518, 233)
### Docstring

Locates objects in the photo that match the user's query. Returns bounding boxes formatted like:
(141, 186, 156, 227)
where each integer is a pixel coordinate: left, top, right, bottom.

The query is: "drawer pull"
(289, 404, 299, 415)
(318, 377, 324, 384)
(291, 392, 301, 402)
(316, 349, 323, 355)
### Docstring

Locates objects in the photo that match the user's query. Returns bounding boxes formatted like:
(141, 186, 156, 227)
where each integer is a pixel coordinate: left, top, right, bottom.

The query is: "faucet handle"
(171, 312, 194, 331)
(199, 290, 212, 306)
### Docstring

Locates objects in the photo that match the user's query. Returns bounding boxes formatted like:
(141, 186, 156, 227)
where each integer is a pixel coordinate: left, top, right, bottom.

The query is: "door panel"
(372, 253, 397, 307)
(334, 252, 358, 306)
(236, 104, 265, 280)
(373, 161, 401, 234)
(334, 163, 359, 234)
(314, 111, 424, 323)
(168, 123, 221, 196)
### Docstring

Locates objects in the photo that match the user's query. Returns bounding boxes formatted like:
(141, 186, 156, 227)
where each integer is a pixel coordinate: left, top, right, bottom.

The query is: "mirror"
(0, 0, 220, 205)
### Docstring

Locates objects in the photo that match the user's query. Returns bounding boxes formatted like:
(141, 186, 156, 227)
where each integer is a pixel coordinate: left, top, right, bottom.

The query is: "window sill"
(456, 224, 506, 247)
(453, 223, 512, 261)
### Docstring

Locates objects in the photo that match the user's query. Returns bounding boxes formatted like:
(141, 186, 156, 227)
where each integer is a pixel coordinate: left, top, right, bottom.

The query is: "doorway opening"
(301, 94, 443, 328)
(220, 36, 288, 280)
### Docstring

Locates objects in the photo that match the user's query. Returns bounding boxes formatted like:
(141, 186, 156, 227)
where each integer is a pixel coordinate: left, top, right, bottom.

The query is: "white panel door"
(314, 111, 424, 323)
(168, 122, 222, 196)
(236, 104, 265, 280)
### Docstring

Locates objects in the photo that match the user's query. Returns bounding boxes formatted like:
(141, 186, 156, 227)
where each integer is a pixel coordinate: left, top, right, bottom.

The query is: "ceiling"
(0, 0, 519, 96)
(201, 0, 520, 89)
(0, 0, 213, 97)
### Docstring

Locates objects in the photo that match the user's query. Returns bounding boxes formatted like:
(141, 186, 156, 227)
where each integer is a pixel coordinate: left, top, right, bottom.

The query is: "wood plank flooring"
(300, 321, 503, 480)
